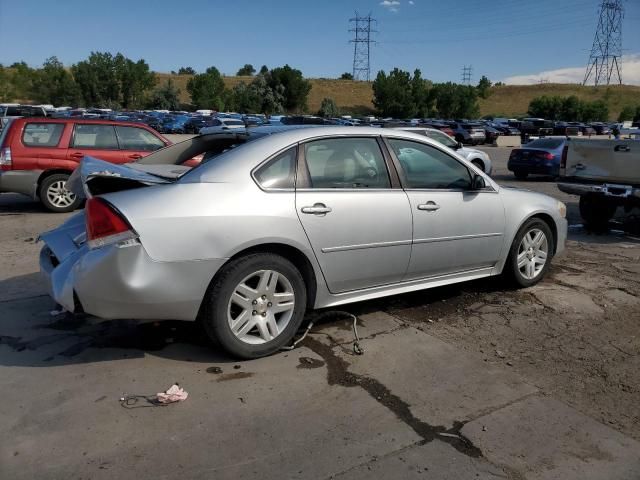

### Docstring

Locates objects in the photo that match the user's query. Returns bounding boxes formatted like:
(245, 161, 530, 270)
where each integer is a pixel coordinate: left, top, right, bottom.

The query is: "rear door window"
(115, 125, 165, 151)
(22, 123, 65, 147)
(303, 137, 391, 189)
(72, 124, 119, 149)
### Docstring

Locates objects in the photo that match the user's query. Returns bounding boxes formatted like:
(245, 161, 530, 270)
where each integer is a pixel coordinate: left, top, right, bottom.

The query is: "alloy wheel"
(46, 180, 76, 208)
(227, 269, 296, 345)
(517, 228, 548, 280)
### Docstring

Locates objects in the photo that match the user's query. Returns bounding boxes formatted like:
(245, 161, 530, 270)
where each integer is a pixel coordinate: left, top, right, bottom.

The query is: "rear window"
(526, 138, 564, 149)
(22, 123, 65, 147)
(223, 119, 244, 126)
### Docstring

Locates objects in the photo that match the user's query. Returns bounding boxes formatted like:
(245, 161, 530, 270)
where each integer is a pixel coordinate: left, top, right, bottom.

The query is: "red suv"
(0, 118, 171, 212)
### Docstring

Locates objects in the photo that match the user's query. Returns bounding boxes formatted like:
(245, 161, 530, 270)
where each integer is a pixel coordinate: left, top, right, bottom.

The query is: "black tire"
(39, 174, 81, 213)
(201, 253, 307, 359)
(504, 218, 554, 288)
(514, 170, 528, 180)
(471, 159, 485, 172)
(579, 194, 616, 232)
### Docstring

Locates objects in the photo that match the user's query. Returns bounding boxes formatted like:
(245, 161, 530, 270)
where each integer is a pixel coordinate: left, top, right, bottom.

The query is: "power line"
(583, 0, 624, 86)
(461, 65, 473, 85)
(349, 11, 377, 81)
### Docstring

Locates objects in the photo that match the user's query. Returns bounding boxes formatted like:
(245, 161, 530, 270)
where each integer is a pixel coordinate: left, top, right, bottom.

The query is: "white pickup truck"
(557, 138, 639, 230)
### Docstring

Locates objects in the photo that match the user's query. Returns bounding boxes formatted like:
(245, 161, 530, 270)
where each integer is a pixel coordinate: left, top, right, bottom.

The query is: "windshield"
(426, 130, 457, 148)
(526, 138, 564, 149)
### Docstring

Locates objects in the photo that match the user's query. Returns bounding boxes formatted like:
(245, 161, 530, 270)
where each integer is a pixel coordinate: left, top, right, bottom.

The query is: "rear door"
(385, 137, 505, 279)
(115, 125, 167, 162)
(295, 136, 412, 293)
(67, 123, 125, 165)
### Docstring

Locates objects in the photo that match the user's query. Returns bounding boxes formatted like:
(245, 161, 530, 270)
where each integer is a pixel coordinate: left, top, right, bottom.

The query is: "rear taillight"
(0, 147, 12, 168)
(543, 152, 554, 160)
(85, 198, 137, 249)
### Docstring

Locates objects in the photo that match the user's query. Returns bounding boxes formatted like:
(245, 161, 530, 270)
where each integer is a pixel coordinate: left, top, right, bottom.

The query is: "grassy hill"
(156, 73, 639, 120)
(478, 83, 640, 120)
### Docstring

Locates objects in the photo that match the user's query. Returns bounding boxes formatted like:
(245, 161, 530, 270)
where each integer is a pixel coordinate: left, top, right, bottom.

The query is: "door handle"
(418, 201, 440, 212)
(614, 145, 630, 152)
(574, 163, 586, 170)
(301, 203, 332, 215)
(128, 153, 143, 159)
(70, 152, 84, 159)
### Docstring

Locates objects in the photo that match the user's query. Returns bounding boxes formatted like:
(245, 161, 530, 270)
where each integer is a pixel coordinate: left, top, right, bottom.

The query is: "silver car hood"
(67, 156, 187, 198)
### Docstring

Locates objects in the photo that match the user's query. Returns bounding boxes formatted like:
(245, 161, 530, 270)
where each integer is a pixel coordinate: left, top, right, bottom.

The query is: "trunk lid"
(67, 156, 188, 198)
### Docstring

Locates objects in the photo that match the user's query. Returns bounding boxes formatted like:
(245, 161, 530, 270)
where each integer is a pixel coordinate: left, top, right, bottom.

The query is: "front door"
(295, 136, 412, 293)
(386, 138, 505, 280)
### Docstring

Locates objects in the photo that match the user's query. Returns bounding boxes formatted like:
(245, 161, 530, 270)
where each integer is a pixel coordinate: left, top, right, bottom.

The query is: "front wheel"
(505, 218, 554, 288)
(39, 174, 81, 213)
(579, 194, 616, 232)
(201, 253, 307, 359)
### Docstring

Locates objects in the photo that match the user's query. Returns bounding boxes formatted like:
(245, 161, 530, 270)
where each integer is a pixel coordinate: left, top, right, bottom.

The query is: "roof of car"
(9, 117, 157, 128)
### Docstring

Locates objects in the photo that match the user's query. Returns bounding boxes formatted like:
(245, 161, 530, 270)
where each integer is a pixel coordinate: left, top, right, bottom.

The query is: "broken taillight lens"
(85, 197, 137, 249)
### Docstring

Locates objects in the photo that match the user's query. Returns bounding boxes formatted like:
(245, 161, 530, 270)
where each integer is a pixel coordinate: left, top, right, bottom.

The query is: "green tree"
(0, 64, 16, 102)
(186, 66, 226, 109)
(580, 100, 608, 122)
(618, 105, 635, 122)
(429, 82, 479, 119)
(148, 79, 181, 110)
(114, 54, 156, 108)
(267, 65, 311, 112)
(229, 75, 284, 114)
(7, 61, 36, 100)
(318, 97, 339, 117)
(259, 65, 269, 75)
(236, 64, 256, 76)
(477, 75, 492, 99)
(340, 72, 354, 80)
(527, 95, 563, 120)
(372, 68, 417, 118)
(178, 66, 196, 75)
(31, 56, 80, 106)
(560, 95, 582, 121)
(72, 52, 121, 107)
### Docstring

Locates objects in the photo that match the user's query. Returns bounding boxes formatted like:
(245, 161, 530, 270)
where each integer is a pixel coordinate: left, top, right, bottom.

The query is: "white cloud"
(380, 0, 400, 12)
(409, 0, 414, 4)
(502, 53, 640, 86)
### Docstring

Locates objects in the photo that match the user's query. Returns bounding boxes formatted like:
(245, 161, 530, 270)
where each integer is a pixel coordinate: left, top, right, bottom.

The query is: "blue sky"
(1, 0, 639, 84)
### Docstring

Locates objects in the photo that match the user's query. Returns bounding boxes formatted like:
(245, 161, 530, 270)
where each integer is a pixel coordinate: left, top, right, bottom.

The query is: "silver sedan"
(39, 126, 567, 358)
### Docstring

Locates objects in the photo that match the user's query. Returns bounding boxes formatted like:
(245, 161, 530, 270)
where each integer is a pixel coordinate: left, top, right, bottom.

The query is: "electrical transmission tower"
(583, 0, 624, 86)
(349, 12, 376, 81)
(461, 65, 473, 85)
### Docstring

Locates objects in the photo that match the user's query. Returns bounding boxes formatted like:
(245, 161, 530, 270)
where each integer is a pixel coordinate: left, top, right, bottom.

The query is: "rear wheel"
(514, 170, 528, 180)
(39, 174, 81, 213)
(201, 253, 307, 359)
(579, 194, 616, 232)
(505, 218, 554, 288)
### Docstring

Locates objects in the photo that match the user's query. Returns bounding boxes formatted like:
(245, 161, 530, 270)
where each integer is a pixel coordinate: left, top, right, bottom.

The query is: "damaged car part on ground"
(39, 126, 567, 359)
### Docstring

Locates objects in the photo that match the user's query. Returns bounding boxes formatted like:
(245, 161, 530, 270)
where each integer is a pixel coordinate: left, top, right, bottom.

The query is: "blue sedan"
(508, 137, 567, 179)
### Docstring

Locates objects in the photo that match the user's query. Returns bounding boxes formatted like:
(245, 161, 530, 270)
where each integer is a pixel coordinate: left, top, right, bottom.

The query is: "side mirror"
(471, 174, 486, 190)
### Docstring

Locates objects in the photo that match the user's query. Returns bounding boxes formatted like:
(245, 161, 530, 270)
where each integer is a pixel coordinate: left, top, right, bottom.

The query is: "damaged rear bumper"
(39, 228, 226, 321)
